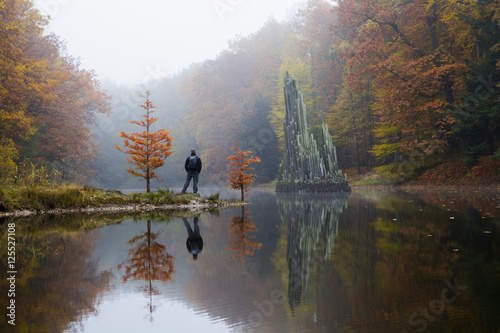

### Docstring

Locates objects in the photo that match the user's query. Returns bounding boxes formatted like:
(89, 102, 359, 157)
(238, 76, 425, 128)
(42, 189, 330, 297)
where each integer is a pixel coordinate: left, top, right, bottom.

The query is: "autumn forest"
(1, 0, 500, 189)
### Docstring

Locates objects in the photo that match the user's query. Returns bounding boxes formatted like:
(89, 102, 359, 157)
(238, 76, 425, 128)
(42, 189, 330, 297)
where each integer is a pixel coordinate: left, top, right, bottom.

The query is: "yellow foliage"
(0, 139, 19, 180)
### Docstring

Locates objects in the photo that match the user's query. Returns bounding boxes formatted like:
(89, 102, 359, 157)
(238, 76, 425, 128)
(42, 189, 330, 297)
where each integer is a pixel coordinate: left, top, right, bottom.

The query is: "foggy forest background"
(1, 0, 499, 190)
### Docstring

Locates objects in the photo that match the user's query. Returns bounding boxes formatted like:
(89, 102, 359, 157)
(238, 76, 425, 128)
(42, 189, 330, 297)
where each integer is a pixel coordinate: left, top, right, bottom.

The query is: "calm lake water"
(1, 189, 499, 333)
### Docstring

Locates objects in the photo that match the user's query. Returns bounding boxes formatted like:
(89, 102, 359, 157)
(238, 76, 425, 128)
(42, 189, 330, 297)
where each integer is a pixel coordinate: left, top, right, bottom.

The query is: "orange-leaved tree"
(116, 92, 173, 193)
(226, 142, 261, 201)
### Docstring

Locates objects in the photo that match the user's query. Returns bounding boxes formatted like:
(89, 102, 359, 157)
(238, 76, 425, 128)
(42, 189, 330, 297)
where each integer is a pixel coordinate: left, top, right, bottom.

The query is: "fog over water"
(34, 0, 305, 85)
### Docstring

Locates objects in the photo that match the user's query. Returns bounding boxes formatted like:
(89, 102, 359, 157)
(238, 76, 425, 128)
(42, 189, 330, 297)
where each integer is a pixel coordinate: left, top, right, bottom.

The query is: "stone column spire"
(276, 73, 350, 193)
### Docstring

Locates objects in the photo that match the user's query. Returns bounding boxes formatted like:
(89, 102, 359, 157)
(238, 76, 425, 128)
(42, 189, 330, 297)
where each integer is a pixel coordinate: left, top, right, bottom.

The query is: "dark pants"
(182, 172, 199, 193)
(183, 217, 203, 259)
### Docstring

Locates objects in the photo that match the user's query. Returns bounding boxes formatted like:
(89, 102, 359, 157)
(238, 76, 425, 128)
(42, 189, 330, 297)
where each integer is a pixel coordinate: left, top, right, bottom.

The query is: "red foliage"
(229, 206, 262, 263)
(336, 0, 472, 157)
(226, 142, 261, 201)
(116, 92, 173, 192)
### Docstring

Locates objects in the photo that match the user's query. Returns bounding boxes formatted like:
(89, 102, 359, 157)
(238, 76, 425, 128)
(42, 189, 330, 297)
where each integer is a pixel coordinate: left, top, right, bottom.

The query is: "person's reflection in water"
(183, 217, 203, 260)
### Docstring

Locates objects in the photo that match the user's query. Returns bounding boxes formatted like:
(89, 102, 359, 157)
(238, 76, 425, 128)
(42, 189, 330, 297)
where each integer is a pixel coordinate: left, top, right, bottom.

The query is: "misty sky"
(34, 0, 306, 86)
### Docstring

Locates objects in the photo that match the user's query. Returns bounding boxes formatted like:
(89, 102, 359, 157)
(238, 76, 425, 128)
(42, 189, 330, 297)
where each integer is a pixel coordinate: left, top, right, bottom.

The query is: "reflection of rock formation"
(277, 193, 349, 310)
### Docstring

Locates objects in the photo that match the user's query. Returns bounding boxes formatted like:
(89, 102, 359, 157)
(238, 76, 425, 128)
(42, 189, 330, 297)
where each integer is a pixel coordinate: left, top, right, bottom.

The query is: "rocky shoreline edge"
(0, 200, 246, 218)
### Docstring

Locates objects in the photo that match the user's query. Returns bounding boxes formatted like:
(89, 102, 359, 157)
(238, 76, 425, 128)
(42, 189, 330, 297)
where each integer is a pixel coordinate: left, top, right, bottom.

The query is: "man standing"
(181, 149, 202, 194)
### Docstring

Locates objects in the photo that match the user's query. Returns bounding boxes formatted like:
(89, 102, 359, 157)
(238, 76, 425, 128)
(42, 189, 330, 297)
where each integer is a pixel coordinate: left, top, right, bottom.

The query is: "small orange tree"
(116, 91, 173, 193)
(226, 141, 261, 201)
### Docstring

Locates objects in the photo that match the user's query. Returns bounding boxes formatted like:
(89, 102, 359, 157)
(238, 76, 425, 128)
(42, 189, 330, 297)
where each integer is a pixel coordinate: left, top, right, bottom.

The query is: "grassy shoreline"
(2, 179, 498, 217)
(0, 185, 243, 217)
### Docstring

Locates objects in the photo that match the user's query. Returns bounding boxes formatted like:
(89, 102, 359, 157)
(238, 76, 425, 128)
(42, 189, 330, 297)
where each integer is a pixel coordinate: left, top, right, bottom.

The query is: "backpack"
(188, 156, 198, 171)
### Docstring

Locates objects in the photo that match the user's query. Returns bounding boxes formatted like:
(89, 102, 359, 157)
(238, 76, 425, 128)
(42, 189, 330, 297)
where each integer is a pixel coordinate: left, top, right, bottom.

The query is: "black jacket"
(187, 235, 203, 255)
(185, 154, 202, 173)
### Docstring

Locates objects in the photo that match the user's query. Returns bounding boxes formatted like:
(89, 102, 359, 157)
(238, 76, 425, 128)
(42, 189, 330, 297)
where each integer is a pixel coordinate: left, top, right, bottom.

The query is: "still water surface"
(1, 189, 499, 332)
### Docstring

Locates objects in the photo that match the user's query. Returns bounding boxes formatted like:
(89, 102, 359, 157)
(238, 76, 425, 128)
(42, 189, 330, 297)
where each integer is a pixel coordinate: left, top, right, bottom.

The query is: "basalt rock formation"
(276, 73, 350, 193)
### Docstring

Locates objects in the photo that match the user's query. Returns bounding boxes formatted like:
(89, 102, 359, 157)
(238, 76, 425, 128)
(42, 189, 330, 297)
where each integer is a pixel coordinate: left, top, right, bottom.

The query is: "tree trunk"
(361, 93, 369, 173)
(241, 185, 244, 202)
(349, 91, 360, 175)
(366, 83, 375, 171)
(147, 171, 150, 193)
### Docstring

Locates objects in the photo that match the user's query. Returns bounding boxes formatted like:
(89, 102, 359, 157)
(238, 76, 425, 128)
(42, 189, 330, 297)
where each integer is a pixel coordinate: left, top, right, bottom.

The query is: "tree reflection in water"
(229, 206, 262, 263)
(118, 220, 175, 320)
(0, 214, 116, 333)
